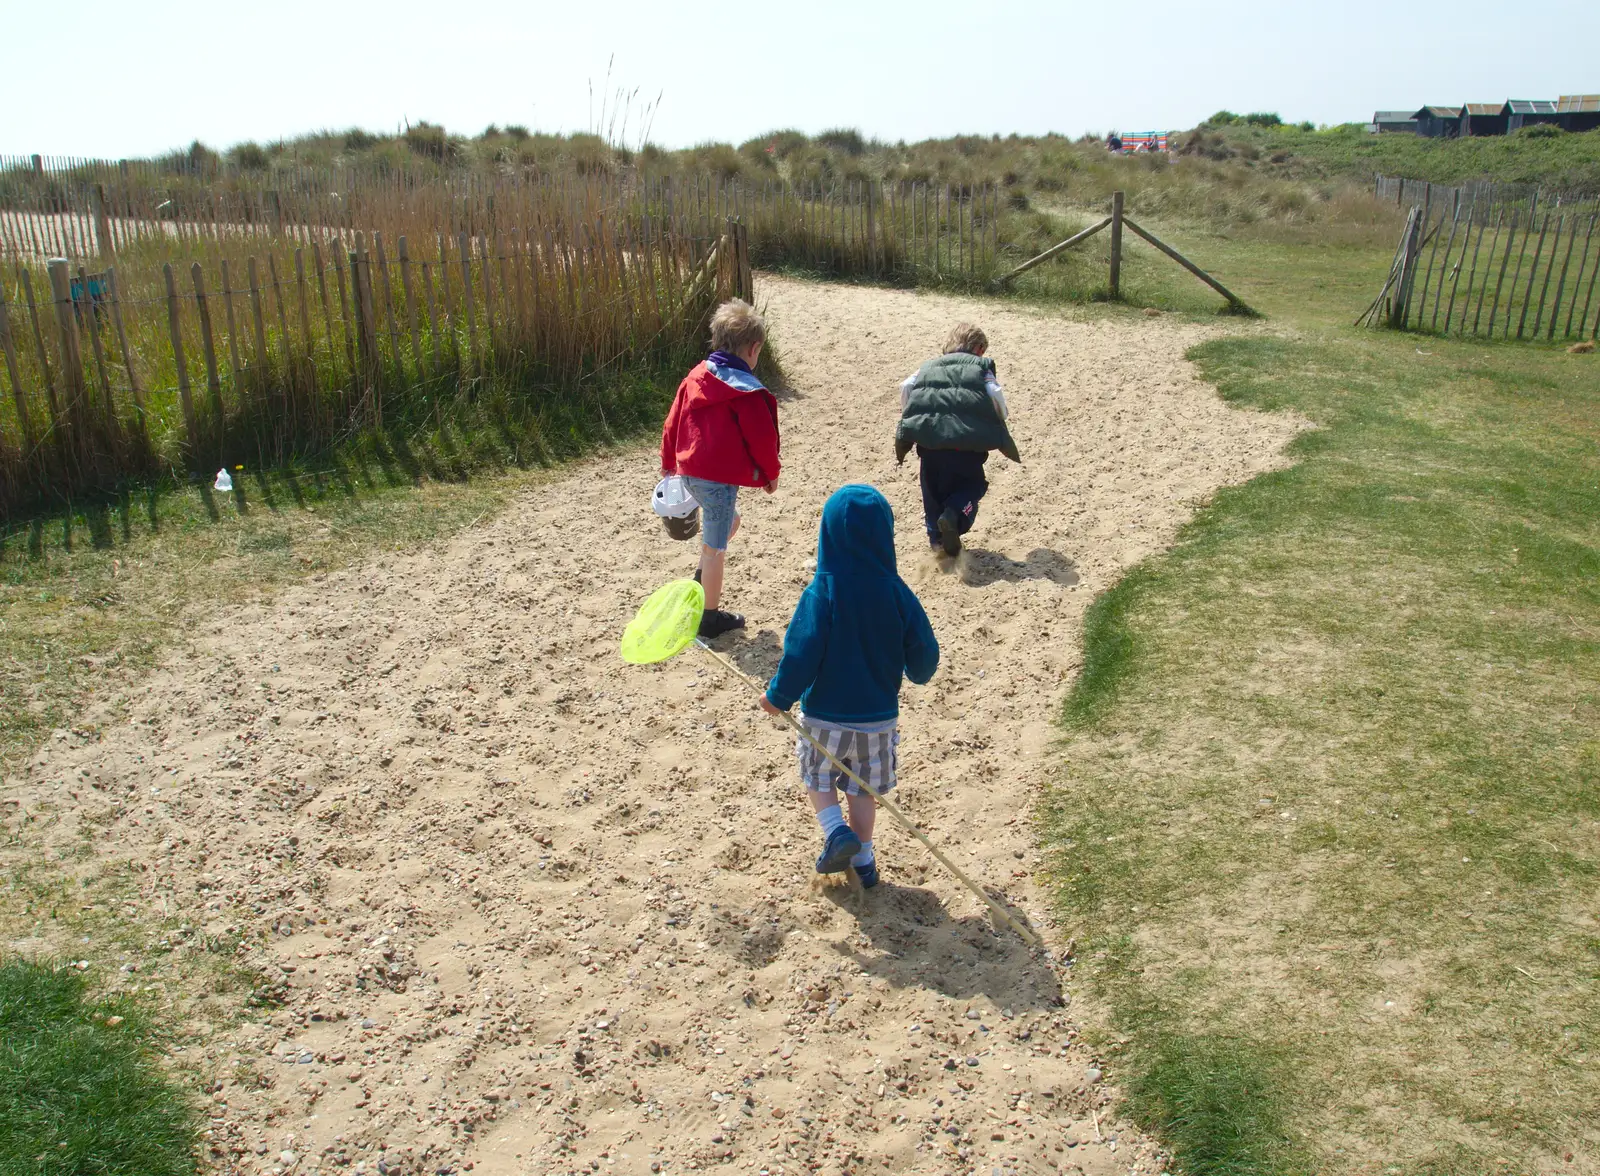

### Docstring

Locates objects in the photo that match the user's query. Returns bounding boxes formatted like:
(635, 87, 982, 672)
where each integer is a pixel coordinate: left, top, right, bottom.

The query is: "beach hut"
(1503, 100, 1561, 132)
(1459, 103, 1508, 136)
(1557, 95, 1600, 133)
(1370, 110, 1419, 134)
(1411, 106, 1461, 138)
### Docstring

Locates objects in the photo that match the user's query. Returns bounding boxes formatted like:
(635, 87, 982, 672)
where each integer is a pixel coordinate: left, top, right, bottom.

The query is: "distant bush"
(403, 121, 452, 162)
(344, 128, 381, 151)
(1207, 111, 1240, 126)
(816, 128, 866, 157)
(690, 142, 746, 181)
(230, 142, 269, 171)
(505, 125, 530, 141)
(746, 130, 809, 161)
(1244, 112, 1283, 127)
(565, 133, 614, 176)
(1517, 123, 1565, 138)
(1297, 121, 1315, 132)
(480, 124, 502, 139)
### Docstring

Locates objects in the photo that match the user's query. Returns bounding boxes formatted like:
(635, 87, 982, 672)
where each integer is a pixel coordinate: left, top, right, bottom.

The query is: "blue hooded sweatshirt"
(765, 485, 940, 722)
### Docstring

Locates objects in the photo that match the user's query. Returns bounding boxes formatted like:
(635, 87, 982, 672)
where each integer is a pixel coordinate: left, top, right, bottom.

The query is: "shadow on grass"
(1123, 1028, 1308, 1176)
(0, 351, 700, 565)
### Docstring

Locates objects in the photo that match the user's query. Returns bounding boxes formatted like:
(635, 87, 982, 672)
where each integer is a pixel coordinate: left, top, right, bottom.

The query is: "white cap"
(651, 475, 699, 519)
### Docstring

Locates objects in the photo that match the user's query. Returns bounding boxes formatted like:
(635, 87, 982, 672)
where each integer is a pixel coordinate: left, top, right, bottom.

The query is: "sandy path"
(4, 276, 1302, 1176)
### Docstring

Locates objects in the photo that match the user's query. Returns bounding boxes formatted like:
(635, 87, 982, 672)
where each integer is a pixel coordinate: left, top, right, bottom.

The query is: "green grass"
(1042, 237, 1600, 1173)
(0, 959, 198, 1176)
(1198, 120, 1600, 190)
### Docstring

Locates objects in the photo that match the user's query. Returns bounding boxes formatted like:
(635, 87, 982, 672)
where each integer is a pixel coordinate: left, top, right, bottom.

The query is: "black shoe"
(693, 567, 702, 584)
(698, 608, 745, 639)
(937, 508, 962, 557)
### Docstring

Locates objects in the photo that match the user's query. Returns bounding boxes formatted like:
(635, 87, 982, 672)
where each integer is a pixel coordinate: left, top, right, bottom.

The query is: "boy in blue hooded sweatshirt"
(759, 485, 940, 886)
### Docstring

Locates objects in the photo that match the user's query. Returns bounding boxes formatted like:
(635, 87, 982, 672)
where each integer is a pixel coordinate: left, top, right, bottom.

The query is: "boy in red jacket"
(660, 300, 781, 638)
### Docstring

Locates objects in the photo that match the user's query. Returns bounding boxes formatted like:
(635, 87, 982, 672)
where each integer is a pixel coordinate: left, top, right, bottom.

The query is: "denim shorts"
(680, 476, 740, 551)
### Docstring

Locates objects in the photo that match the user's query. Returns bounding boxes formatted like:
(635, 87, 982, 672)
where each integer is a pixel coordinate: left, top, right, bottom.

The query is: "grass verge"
(1043, 250, 1600, 1173)
(0, 958, 198, 1175)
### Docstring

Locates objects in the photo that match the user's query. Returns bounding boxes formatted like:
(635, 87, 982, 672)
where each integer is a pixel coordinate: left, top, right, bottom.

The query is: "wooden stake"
(294, 247, 315, 372)
(332, 246, 355, 379)
(0, 275, 34, 456)
(47, 259, 90, 468)
(312, 242, 335, 371)
(1515, 213, 1551, 339)
(247, 257, 270, 389)
(997, 217, 1112, 285)
(220, 260, 243, 386)
(1546, 212, 1582, 339)
(20, 268, 63, 449)
(1472, 211, 1506, 335)
(1108, 191, 1124, 299)
(91, 183, 115, 264)
(1429, 208, 1463, 330)
(162, 262, 199, 458)
(105, 267, 145, 438)
(1564, 214, 1597, 338)
(479, 233, 497, 363)
(1121, 217, 1252, 311)
(77, 265, 116, 444)
(458, 231, 479, 364)
(1486, 209, 1520, 336)
(374, 232, 401, 370)
(190, 262, 224, 434)
(398, 235, 422, 380)
(421, 260, 441, 375)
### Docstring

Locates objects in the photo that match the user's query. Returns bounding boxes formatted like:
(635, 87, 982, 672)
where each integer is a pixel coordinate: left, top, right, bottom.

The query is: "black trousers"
(917, 448, 988, 542)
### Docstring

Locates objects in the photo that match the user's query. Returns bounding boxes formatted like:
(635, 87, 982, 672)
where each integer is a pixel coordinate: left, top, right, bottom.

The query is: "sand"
(3, 276, 1304, 1176)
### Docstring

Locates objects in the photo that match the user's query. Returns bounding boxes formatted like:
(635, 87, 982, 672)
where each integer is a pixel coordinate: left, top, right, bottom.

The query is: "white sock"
(851, 841, 875, 868)
(815, 803, 846, 836)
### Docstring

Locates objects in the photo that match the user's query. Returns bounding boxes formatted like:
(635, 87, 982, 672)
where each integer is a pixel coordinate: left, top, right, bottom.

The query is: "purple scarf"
(707, 350, 752, 374)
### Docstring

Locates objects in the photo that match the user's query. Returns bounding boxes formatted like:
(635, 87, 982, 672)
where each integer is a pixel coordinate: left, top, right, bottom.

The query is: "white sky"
(3, 0, 1596, 158)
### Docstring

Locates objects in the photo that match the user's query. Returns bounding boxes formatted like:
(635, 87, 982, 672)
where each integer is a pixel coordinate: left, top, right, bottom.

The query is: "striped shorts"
(795, 720, 899, 797)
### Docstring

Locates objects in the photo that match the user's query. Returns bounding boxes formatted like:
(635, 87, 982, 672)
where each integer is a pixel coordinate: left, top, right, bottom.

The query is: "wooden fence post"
(20, 269, 65, 464)
(162, 263, 199, 459)
(0, 277, 34, 456)
(865, 181, 877, 275)
(46, 259, 90, 468)
(266, 189, 283, 238)
(77, 265, 116, 440)
(1109, 191, 1124, 299)
(91, 183, 115, 264)
(191, 262, 225, 433)
(105, 267, 146, 439)
(398, 235, 423, 379)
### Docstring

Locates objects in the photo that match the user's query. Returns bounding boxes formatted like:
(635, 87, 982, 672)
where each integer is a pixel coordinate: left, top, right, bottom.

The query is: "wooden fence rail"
(1360, 192, 1600, 342)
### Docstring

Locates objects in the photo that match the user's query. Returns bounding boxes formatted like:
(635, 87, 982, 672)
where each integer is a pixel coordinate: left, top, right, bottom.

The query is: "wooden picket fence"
(1359, 186, 1600, 340)
(0, 159, 1000, 517)
(0, 179, 753, 518)
(0, 155, 1001, 285)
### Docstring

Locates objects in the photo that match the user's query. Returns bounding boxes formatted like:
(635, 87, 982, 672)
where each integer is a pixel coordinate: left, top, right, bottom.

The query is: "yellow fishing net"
(620, 579, 705, 665)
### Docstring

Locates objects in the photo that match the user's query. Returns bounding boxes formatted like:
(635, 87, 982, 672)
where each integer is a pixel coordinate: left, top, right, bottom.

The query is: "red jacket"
(660, 361, 782, 487)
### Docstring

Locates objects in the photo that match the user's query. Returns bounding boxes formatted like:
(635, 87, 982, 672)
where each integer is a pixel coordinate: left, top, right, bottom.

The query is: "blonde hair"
(943, 323, 988, 355)
(710, 299, 767, 354)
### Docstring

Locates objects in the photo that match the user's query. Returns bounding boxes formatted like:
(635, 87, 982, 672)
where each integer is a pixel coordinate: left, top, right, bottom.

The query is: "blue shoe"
(815, 826, 863, 874)
(854, 858, 880, 888)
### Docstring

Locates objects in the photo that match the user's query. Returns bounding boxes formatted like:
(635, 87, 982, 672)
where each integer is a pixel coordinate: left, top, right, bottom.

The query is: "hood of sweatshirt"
(816, 485, 897, 579)
(695, 357, 768, 402)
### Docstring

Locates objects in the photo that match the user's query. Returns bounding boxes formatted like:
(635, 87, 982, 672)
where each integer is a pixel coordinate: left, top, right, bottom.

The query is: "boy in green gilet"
(894, 323, 1021, 556)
